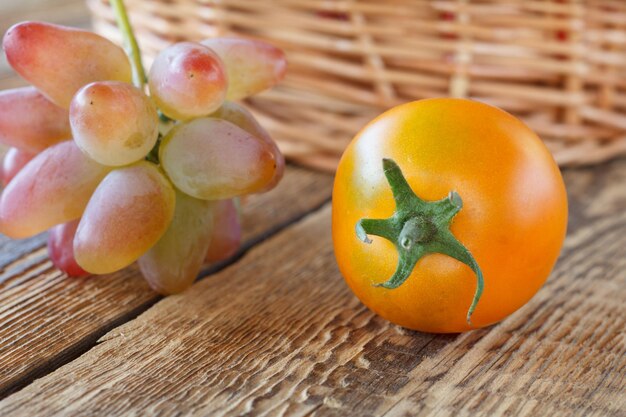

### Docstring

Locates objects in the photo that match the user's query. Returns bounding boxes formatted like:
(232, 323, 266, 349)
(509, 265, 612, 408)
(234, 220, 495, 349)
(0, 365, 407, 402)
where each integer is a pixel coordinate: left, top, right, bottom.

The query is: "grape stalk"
(0, 0, 287, 294)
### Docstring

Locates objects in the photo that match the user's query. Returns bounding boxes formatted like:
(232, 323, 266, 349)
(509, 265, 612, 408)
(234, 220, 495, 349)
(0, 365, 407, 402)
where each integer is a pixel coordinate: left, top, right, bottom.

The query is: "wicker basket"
(88, 0, 626, 172)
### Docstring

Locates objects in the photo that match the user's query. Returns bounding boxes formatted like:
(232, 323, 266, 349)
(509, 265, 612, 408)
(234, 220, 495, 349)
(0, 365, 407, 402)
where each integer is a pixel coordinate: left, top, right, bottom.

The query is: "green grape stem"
(110, 0, 147, 90)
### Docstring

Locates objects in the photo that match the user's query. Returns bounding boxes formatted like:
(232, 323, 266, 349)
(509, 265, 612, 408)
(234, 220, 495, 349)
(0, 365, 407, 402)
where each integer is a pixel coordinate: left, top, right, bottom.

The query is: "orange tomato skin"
(332, 98, 568, 333)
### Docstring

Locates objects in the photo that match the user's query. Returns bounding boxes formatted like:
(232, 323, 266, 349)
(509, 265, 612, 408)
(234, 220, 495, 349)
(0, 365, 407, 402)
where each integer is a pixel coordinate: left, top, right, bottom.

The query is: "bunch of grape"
(0, 21, 286, 294)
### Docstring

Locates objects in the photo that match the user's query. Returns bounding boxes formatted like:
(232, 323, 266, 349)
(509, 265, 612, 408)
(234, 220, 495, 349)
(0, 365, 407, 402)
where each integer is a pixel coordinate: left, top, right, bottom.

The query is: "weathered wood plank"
(2, 159, 623, 416)
(0, 166, 333, 398)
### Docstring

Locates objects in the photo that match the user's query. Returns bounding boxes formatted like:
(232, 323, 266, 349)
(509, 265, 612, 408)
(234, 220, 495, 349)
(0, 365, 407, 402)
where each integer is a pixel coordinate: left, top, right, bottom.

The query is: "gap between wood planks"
(0, 165, 333, 400)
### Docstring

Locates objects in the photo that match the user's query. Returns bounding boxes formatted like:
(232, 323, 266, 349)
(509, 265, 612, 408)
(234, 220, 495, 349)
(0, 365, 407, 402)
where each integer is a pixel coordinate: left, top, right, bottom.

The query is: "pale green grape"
(139, 191, 215, 295)
(159, 118, 276, 200)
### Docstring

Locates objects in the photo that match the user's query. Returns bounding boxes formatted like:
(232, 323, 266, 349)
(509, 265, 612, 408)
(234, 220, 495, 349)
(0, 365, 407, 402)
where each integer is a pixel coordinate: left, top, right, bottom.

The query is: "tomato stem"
(399, 217, 435, 248)
(356, 158, 484, 326)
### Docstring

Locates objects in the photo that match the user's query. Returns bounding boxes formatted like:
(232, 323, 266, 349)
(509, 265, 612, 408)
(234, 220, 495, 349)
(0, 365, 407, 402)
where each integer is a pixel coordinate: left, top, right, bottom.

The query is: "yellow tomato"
(332, 98, 567, 333)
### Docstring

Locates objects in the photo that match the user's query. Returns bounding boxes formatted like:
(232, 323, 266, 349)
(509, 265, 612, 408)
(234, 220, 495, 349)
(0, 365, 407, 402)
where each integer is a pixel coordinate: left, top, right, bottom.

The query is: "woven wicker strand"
(88, 0, 626, 171)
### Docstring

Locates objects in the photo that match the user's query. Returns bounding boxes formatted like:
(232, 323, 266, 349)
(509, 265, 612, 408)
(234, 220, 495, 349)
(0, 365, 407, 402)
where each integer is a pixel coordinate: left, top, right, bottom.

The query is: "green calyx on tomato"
(355, 158, 484, 325)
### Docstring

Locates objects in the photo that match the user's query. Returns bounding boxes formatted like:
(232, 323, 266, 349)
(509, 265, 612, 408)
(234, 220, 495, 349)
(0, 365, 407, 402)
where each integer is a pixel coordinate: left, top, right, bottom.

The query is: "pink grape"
(149, 42, 227, 121)
(74, 161, 175, 275)
(201, 38, 286, 100)
(47, 219, 88, 277)
(205, 198, 242, 263)
(70, 81, 159, 166)
(159, 118, 276, 200)
(0, 141, 111, 239)
(3, 21, 132, 108)
(211, 101, 284, 191)
(0, 87, 71, 153)
(138, 191, 215, 295)
(1, 147, 35, 186)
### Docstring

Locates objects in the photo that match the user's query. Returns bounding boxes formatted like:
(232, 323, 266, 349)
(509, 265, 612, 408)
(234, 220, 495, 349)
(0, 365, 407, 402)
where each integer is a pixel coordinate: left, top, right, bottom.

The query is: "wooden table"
(0, 3, 625, 416)
(1, 156, 624, 417)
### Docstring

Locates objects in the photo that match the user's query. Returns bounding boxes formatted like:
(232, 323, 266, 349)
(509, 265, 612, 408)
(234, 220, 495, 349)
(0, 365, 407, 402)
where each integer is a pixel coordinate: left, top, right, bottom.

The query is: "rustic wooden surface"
(0, 155, 624, 416)
(0, 166, 333, 398)
(1, 2, 625, 415)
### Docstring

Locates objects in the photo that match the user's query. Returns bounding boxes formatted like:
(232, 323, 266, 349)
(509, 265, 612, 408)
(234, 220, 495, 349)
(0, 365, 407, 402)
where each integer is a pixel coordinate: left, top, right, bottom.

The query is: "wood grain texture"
(0, 166, 333, 398)
(2, 159, 623, 416)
